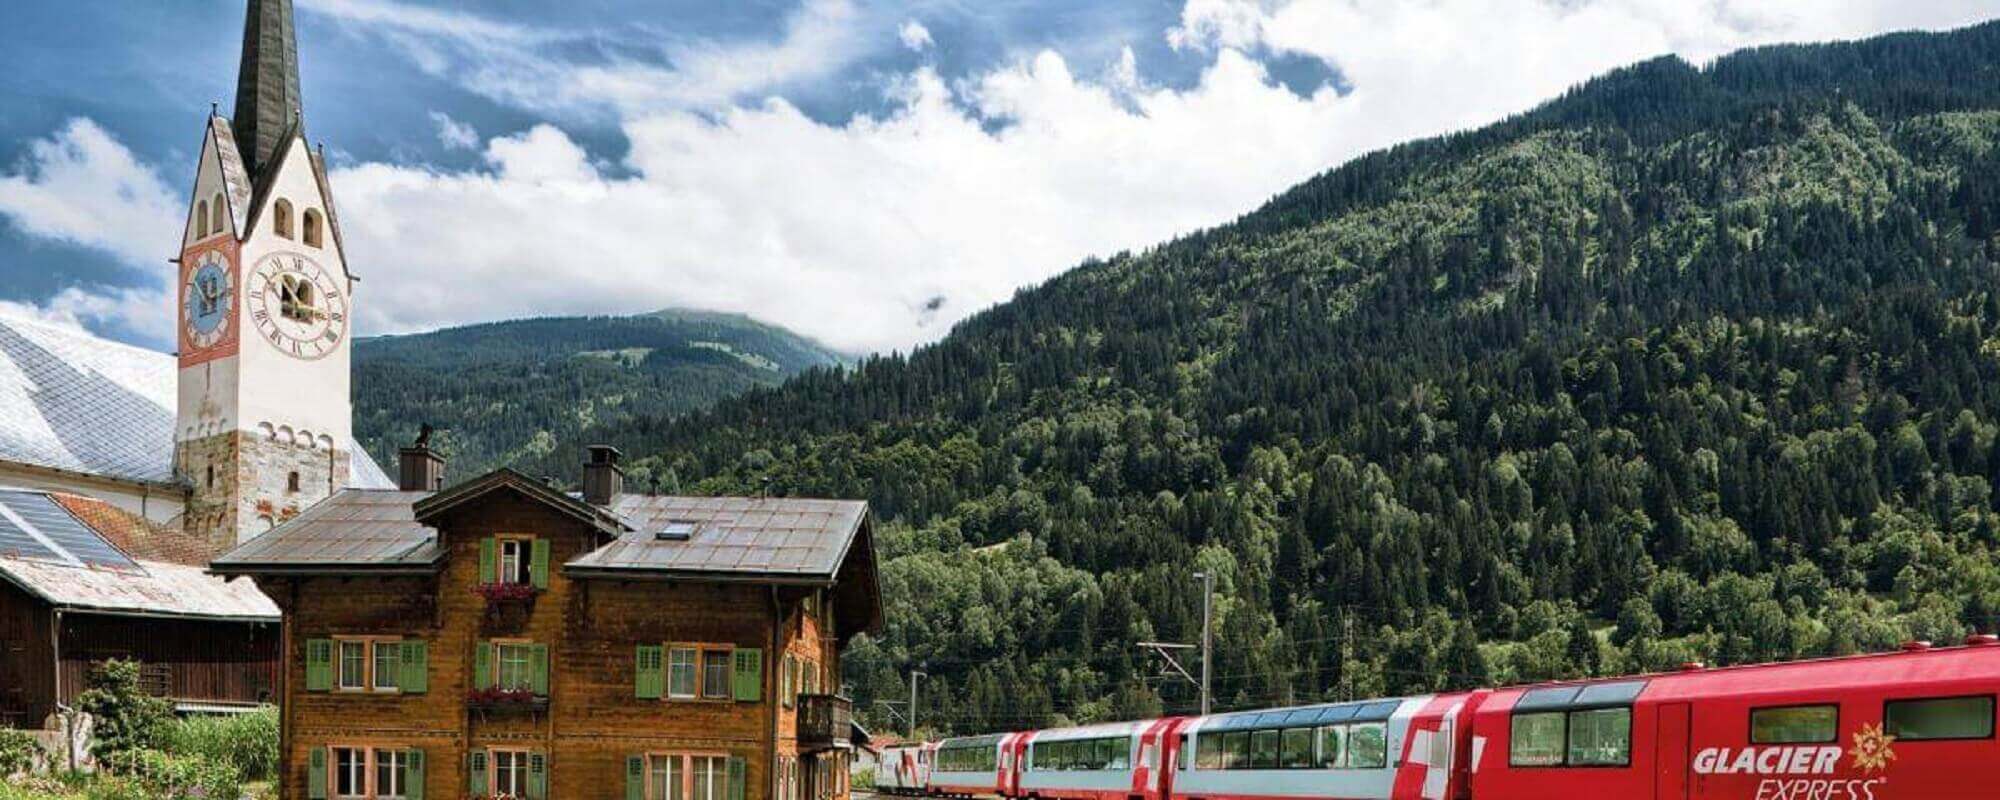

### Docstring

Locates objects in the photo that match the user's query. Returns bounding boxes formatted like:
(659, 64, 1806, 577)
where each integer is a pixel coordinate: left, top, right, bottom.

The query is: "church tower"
(175, 0, 355, 548)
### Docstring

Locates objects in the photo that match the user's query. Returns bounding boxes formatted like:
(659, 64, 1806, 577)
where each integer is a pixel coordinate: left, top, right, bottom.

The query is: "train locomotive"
(876, 637, 2000, 800)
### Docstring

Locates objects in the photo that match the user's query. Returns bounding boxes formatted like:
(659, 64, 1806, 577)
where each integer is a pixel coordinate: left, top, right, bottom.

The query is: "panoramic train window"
(1567, 708, 1633, 766)
(1510, 712, 1568, 767)
(1317, 726, 1342, 768)
(1195, 734, 1222, 770)
(1031, 736, 1129, 771)
(1222, 731, 1249, 769)
(1346, 723, 1387, 769)
(1250, 729, 1280, 769)
(1885, 696, 1996, 741)
(1752, 705, 1839, 744)
(1281, 728, 1314, 768)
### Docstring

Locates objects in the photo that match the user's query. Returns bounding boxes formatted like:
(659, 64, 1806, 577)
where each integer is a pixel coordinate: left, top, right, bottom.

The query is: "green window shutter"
(400, 641, 429, 694)
(626, 755, 645, 800)
(474, 641, 492, 690)
(635, 645, 663, 699)
(305, 639, 333, 692)
(528, 751, 548, 800)
(479, 537, 496, 583)
(733, 648, 763, 702)
(530, 538, 551, 589)
(728, 755, 747, 800)
(531, 643, 550, 696)
(308, 747, 327, 799)
(468, 751, 488, 796)
(405, 749, 426, 800)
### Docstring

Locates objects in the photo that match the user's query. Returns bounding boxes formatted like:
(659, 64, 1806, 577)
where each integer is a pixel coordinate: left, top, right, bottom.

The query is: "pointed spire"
(231, 0, 303, 181)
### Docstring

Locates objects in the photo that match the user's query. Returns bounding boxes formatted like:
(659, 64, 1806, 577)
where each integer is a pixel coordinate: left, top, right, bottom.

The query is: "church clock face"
(181, 249, 234, 350)
(247, 251, 347, 359)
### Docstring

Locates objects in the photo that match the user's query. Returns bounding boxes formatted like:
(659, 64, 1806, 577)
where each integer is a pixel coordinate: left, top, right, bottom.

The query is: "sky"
(1, 1, 1997, 356)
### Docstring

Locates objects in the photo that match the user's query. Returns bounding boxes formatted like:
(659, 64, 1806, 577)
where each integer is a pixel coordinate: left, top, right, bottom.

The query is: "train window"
(1885, 696, 1996, 741)
(1196, 734, 1223, 770)
(1317, 726, 1343, 768)
(1281, 728, 1314, 768)
(1178, 734, 1189, 771)
(1250, 729, 1280, 769)
(1510, 712, 1568, 767)
(1347, 723, 1388, 769)
(1751, 705, 1839, 744)
(1222, 731, 1250, 770)
(1567, 708, 1632, 766)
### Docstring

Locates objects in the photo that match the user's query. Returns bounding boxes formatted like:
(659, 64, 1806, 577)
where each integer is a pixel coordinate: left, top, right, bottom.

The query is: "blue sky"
(1, 1, 1996, 354)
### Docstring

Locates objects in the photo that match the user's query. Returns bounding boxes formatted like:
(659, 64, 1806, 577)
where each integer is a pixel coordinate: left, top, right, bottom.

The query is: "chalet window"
(500, 538, 532, 584)
(803, 662, 820, 696)
(1752, 705, 1839, 744)
(1885, 695, 1996, 741)
(497, 642, 536, 692)
(703, 650, 732, 699)
(492, 750, 530, 798)
(691, 755, 727, 800)
(781, 654, 795, 707)
(373, 643, 400, 692)
(668, 648, 699, 698)
(333, 746, 366, 798)
(650, 754, 685, 800)
(373, 749, 408, 799)
(337, 640, 367, 690)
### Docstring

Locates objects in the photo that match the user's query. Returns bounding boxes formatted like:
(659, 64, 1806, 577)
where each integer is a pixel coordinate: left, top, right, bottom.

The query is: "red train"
(875, 637, 2000, 800)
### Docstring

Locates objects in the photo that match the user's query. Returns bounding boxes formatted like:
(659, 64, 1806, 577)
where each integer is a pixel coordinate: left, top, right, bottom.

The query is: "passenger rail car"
(879, 743, 938, 795)
(885, 638, 1999, 800)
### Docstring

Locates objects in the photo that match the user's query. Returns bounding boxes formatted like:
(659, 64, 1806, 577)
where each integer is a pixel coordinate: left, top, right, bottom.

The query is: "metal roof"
(0, 553, 277, 621)
(0, 488, 276, 621)
(569, 494, 870, 579)
(210, 489, 441, 571)
(0, 310, 394, 490)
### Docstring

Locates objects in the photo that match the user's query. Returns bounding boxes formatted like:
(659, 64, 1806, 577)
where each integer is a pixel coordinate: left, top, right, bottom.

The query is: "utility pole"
(908, 669, 927, 737)
(1196, 570, 1213, 716)
(1139, 570, 1214, 716)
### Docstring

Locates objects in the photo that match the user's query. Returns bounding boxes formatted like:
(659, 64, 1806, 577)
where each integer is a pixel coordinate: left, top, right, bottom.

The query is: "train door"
(1654, 703, 1691, 800)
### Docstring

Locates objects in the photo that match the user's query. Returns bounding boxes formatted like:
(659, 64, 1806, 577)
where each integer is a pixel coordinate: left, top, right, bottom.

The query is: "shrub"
(123, 749, 241, 800)
(162, 707, 278, 782)
(72, 660, 171, 767)
(0, 728, 42, 776)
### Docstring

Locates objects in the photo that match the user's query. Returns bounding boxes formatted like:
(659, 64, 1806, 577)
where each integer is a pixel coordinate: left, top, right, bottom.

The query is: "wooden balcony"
(797, 693, 852, 751)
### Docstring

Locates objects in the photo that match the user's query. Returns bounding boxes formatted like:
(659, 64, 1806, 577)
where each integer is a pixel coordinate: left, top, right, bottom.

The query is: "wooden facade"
(241, 475, 879, 800)
(0, 581, 280, 728)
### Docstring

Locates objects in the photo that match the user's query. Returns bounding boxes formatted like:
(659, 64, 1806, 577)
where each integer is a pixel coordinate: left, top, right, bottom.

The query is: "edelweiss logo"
(1849, 723, 1897, 775)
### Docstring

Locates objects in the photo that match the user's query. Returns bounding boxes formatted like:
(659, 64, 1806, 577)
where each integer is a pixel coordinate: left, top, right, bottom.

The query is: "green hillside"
(352, 309, 846, 481)
(422, 23, 2000, 732)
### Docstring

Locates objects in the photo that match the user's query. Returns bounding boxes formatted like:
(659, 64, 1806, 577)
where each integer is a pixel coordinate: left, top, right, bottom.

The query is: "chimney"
(583, 445, 624, 505)
(398, 424, 446, 492)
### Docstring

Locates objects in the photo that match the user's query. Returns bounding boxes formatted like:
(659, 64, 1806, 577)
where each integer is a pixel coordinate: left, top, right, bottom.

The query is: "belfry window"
(274, 199, 294, 239)
(287, 471, 301, 493)
(303, 209, 324, 247)
(196, 200, 210, 237)
(212, 193, 227, 236)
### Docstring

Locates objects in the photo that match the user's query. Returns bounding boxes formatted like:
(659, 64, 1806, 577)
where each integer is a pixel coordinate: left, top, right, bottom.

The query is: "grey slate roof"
(210, 489, 440, 571)
(573, 495, 870, 580)
(0, 310, 394, 491)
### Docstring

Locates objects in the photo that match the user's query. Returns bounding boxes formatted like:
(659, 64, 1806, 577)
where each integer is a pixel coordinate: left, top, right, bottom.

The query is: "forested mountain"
(352, 309, 845, 481)
(482, 22, 2000, 733)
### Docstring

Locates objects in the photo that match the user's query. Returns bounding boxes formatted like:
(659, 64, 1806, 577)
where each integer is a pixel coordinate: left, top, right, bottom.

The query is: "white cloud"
(899, 20, 934, 52)
(429, 111, 480, 150)
(0, 118, 179, 268)
(12, 1, 2000, 356)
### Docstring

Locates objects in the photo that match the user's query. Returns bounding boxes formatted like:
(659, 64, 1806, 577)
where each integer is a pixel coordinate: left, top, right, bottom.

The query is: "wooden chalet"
(0, 488, 279, 729)
(211, 443, 882, 800)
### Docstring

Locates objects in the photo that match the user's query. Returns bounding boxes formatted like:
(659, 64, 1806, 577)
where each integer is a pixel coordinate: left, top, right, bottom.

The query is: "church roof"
(0, 311, 394, 491)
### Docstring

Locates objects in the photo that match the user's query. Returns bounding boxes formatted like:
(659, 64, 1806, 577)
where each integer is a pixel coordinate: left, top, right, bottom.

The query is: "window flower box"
(474, 582, 538, 612)
(466, 687, 547, 711)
